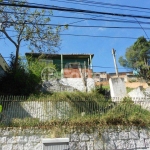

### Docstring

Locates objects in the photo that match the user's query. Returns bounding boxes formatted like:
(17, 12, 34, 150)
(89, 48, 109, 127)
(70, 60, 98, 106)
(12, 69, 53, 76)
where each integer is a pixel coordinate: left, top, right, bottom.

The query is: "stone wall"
(0, 127, 150, 150)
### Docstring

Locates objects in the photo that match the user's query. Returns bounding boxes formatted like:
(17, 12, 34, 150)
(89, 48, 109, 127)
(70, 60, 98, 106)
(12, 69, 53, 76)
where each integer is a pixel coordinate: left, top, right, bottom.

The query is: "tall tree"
(119, 36, 150, 82)
(0, 0, 62, 69)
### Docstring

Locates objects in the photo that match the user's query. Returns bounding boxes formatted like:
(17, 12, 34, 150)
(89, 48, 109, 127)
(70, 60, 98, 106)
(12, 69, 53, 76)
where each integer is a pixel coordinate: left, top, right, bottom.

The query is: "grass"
(1, 92, 150, 128)
(27, 91, 110, 101)
(4, 98, 150, 128)
(126, 87, 134, 93)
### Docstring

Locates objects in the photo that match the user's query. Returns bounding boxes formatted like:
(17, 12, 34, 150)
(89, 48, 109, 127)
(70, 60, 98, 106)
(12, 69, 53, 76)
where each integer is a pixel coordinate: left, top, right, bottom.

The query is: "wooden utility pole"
(112, 48, 119, 77)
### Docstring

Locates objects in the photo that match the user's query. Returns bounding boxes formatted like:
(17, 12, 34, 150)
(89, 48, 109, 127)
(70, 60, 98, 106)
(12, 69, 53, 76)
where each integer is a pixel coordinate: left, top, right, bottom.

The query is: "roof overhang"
(25, 53, 94, 59)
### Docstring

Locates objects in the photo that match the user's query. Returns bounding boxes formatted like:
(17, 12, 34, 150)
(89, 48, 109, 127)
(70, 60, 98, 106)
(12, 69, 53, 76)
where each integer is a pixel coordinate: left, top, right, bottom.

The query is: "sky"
(1, 0, 150, 73)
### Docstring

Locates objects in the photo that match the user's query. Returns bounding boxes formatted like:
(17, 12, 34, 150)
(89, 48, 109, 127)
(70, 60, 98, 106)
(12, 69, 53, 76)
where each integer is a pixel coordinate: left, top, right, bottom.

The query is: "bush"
(0, 54, 40, 95)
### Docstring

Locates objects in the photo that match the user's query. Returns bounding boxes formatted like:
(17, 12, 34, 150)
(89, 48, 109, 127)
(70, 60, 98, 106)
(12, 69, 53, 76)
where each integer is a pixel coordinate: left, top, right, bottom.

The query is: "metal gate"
(42, 138, 69, 150)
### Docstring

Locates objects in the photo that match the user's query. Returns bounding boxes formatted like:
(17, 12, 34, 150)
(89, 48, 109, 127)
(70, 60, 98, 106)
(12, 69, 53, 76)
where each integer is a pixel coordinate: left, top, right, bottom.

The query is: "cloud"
(98, 27, 106, 31)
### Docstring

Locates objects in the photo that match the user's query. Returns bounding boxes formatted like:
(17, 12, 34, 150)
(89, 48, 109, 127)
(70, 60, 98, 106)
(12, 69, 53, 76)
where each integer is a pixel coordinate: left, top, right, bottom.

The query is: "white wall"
(60, 78, 95, 92)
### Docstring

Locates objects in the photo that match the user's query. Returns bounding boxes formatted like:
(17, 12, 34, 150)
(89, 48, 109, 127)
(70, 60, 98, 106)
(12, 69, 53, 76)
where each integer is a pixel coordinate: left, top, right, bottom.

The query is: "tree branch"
(2, 29, 17, 47)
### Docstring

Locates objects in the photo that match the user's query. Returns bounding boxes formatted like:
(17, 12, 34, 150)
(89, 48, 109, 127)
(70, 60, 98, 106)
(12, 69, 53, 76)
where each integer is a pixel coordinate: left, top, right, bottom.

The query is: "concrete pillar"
(61, 54, 63, 78)
(88, 58, 89, 69)
(90, 55, 93, 69)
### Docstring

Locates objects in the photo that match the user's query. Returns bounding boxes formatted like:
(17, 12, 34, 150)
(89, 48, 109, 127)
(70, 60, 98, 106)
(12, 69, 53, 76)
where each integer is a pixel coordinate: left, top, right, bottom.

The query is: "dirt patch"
(95, 81, 149, 89)
(125, 82, 148, 89)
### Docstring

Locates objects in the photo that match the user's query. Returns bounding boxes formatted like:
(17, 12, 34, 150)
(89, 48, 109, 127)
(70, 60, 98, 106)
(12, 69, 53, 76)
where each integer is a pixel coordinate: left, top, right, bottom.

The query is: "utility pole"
(112, 48, 119, 77)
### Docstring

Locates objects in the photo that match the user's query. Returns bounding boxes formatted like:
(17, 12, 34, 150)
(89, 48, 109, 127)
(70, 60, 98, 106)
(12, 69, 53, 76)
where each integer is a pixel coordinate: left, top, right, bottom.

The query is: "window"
(68, 63, 80, 69)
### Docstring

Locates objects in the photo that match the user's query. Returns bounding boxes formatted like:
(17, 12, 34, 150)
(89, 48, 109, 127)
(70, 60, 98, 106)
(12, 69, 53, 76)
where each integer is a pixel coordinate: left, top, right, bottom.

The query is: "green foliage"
(0, 105, 2, 112)
(119, 36, 150, 82)
(11, 118, 40, 127)
(0, 54, 40, 95)
(26, 55, 56, 83)
(126, 87, 134, 93)
(0, 0, 64, 69)
(101, 98, 150, 127)
(94, 84, 110, 96)
(0, 95, 150, 128)
(27, 91, 110, 102)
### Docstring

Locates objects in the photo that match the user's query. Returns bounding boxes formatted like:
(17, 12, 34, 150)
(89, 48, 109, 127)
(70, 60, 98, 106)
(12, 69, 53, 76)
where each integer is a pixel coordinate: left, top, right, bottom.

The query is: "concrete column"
(61, 54, 63, 78)
(90, 55, 93, 69)
(88, 58, 89, 69)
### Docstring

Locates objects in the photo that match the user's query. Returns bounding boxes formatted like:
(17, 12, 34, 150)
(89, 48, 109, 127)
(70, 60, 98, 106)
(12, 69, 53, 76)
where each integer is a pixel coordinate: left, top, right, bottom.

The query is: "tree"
(0, 0, 63, 69)
(0, 53, 39, 95)
(119, 36, 150, 82)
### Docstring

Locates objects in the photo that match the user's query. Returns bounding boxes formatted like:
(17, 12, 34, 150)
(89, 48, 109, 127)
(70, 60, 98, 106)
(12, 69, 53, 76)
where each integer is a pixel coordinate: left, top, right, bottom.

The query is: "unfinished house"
(93, 72, 108, 82)
(25, 53, 95, 92)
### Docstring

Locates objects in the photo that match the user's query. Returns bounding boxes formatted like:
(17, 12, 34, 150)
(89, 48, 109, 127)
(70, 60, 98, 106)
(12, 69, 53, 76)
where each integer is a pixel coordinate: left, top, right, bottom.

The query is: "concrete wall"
(1, 101, 71, 123)
(0, 127, 150, 150)
(60, 78, 95, 92)
(109, 78, 127, 98)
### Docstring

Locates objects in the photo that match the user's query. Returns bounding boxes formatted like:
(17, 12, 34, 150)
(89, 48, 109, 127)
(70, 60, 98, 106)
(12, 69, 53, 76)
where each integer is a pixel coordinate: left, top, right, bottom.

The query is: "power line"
(59, 33, 138, 39)
(1, 2, 150, 20)
(49, 0, 150, 14)
(2, 10, 150, 25)
(49, 0, 150, 11)
(15, 0, 150, 12)
(3, 29, 142, 39)
(4, 23, 150, 30)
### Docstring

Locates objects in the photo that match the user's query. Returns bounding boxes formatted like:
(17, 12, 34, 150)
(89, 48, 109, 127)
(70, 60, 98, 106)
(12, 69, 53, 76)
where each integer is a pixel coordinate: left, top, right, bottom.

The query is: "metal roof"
(0, 54, 9, 71)
(25, 53, 94, 59)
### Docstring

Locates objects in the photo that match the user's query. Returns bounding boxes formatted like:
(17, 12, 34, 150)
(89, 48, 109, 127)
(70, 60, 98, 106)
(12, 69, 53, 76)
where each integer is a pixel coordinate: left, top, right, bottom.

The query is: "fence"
(0, 96, 150, 127)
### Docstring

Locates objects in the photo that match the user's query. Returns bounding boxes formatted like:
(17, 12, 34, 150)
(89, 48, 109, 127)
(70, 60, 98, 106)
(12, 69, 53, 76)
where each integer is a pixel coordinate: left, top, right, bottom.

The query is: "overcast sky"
(1, 0, 150, 73)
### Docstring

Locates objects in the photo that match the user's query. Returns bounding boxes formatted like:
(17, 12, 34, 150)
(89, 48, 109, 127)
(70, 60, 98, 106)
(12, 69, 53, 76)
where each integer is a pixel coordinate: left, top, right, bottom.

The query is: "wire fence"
(0, 96, 150, 127)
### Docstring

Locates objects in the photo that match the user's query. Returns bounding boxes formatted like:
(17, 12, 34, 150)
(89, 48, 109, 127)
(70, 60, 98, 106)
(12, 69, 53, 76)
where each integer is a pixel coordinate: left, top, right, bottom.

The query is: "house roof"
(25, 53, 94, 59)
(0, 54, 9, 71)
(109, 71, 133, 75)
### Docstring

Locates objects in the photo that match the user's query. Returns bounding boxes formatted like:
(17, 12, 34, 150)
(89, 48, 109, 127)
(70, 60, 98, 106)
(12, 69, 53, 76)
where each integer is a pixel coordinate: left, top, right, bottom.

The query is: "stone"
(145, 138, 150, 147)
(125, 139, 135, 149)
(106, 141, 116, 150)
(69, 142, 79, 150)
(135, 139, 146, 148)
(0, 137, 6, 144)
(12, 144, 24, 150)
(114, 140, 125, 149)
(108, 131, 119, 140)
(129, 130, 139, 139)
(102, 131, 109, 142)
(80, 133, 90, 141)
(70, 133, 80, 142)
(119, 131, 129, 139)
(18, 136, 28, 144)
(78, 142, 87, 150)
(140, 129, 149, 139)
(2, 144, 13, 150)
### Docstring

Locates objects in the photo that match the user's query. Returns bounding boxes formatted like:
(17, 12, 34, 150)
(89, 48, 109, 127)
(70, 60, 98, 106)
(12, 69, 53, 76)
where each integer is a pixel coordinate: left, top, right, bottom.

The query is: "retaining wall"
(0, 127, 150, 150)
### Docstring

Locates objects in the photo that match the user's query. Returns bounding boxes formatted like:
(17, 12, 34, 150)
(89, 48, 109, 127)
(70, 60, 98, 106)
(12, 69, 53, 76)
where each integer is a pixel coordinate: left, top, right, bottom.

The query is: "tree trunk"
(14, 46, 19, 70)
